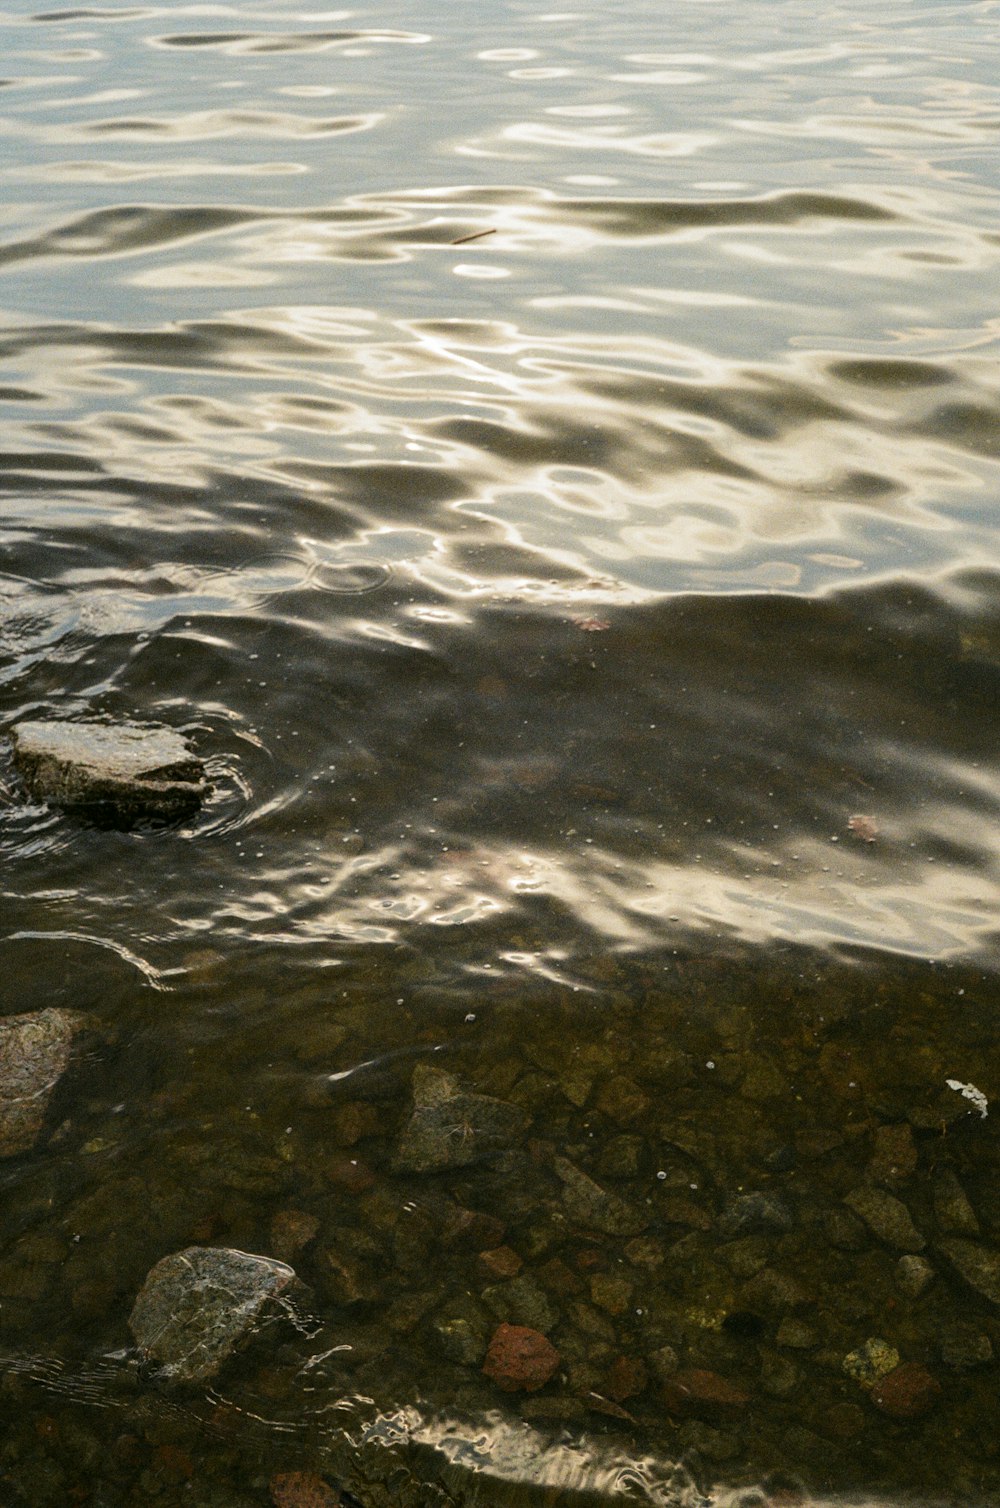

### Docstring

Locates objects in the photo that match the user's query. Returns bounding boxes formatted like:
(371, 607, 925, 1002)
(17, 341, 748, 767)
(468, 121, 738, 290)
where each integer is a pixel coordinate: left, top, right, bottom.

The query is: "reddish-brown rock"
(662, 1368, 750, 1412)
(478, 1245, 523, 1280)
(605, 1355, 649, 1402)
(270, 1470, 340, 1508)
(483, 1323, 560, 1392)
(269, 1209, 319, 1263)
(870, 1362, 941, 1419)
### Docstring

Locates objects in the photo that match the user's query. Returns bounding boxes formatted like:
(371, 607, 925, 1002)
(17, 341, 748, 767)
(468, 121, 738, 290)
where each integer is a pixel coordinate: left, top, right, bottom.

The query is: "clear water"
(1, 1, 1000, 1504)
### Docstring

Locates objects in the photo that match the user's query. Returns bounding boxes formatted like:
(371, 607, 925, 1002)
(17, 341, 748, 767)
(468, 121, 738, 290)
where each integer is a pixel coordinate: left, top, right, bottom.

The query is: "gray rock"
(938, 1237, 1000, 1308)
(393, 1065, 528, 1174)
(933, 1170, 980, 1237)
(844, 1184, 924, 1251)
(717, 1191, 794, 1240)
(896, 1254, 935, 1299)
(12, 719, 207, 823)
(0, 1008, 86, 1157)
(940, 1321, 993, 1369)
(128, 1246, 297, 1383)
(481, 1274, 558, 1334)
(552, 1155, 647, 1236)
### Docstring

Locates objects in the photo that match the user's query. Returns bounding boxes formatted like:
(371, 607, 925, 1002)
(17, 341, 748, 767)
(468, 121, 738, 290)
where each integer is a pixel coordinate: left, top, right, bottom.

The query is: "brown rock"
(662, 1368, 750, 1412)
(483, 1323, 560, 1392)
(870, 1362, 941, 1419)
(269, 1209, 319, 1263)
(331, 1102, 380, 1146)
(478, 1246, 523, 1281)
(325, 1154, 376, 1194)
(605, 1355, 649, 1402)
(270, 1471, 340, 1508)
(869, 1124, 918, 1185)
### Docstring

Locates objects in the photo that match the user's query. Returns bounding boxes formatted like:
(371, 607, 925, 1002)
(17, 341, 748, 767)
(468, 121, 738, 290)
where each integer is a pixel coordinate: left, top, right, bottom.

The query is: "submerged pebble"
(0, 1007, 86, 1157)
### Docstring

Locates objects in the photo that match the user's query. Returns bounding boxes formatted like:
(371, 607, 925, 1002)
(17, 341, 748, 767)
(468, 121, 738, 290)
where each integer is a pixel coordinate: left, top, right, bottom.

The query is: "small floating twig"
(449, 227, 497, 246)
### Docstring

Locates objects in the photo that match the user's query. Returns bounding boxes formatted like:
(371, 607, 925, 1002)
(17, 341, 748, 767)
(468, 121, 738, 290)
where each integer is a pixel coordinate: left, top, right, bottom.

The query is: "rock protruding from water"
(129, 1246, 298, 1383)
(0, 1008, 86, 1157)
(11, 719, 207, 823)
(393, 1065, 528, 1173)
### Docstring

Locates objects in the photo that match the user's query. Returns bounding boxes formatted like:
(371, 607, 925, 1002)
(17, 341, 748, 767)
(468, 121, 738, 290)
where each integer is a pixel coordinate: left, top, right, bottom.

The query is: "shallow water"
(1, 1, 1000, 1504)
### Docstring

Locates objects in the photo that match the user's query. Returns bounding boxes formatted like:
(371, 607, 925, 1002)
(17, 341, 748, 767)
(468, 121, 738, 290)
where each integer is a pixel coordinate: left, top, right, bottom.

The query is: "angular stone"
(393, 1065, 528, 1174)
(129, 1246, 297, 1383)
(717, 1191, 794, 1240)
(12, 719, 207, 823)
(552, 1156, 647, 1236)
(896, 1254, 935, 1299)
(844, 1184, 924, 1251)
(0, 1008, 86, 1156)
(938, 1237, 1000, 1307)
(940, 1321, 993, 1369)
(933, 1170, 980, 1237)
(481, 1274, 557, 1335)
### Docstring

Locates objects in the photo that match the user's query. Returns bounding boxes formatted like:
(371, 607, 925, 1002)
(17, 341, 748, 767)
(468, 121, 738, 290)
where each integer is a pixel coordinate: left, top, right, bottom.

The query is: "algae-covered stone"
(129, 1246, 297, 1383)
(12, 719, 207, 823)
(393, 1065, 528, 1174)
(0, 1008, 86, 1157)
(842, 1337, 900, 1388)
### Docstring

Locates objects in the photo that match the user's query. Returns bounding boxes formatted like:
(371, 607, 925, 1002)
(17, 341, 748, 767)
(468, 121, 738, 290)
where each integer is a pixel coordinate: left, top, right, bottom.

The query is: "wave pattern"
(1, 0, 1000, 1503)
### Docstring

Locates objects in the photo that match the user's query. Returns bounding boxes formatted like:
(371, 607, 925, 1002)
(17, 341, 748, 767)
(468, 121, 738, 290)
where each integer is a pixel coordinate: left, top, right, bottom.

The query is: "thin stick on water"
(449, 228, 497, 246)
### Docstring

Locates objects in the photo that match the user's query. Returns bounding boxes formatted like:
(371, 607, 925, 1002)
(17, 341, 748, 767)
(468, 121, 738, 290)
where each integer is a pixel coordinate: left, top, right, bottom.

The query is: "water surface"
(1, 1, 1000, 1504)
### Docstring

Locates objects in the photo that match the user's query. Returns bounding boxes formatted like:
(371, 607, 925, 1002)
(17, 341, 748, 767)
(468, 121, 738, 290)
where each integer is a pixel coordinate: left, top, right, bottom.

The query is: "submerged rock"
(11, 719, 207, 823)
(844, 1183, 924, 1251)
(129, 1246, 298, 1383)
(938, 1237, 1000, 1307)
(482, 1323, 560, 1392)
(393, 1065, 528, 1174)
(552, 1155, 647, 1236)
(870, 1361, 941, 1419)
(0, 1008, 86, 1157)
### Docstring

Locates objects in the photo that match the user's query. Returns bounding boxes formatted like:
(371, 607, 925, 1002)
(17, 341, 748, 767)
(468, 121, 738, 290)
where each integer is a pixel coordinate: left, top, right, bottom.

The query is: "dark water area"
(1, 0, 1000, 1504)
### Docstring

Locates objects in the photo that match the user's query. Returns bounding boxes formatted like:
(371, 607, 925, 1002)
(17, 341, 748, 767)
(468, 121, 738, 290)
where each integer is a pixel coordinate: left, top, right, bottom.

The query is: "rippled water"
(1, 1, 999, 1504)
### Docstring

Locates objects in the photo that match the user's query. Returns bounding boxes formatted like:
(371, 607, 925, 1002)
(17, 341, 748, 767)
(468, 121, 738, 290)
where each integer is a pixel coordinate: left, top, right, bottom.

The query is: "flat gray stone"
(393, 1065, 528, 1174)
(0, 1008, 86, 1156)
(12, 719, 207, 822)
(129, 1246, 297, 1383)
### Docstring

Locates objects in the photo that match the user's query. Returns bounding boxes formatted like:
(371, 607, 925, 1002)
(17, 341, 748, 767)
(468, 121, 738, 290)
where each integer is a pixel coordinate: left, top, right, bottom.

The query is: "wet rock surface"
(393, 1065, 528, 1173)
(0, 1008, 86, 1156)
(128, 1246, 298, 1383)
(11, 719, 207, 823)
